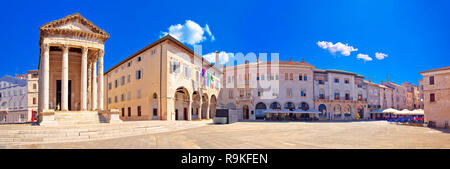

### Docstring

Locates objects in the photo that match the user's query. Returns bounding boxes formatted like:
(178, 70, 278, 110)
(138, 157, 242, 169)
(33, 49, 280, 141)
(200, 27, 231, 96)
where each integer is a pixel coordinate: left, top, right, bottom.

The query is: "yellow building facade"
(105, 35, 221, 121)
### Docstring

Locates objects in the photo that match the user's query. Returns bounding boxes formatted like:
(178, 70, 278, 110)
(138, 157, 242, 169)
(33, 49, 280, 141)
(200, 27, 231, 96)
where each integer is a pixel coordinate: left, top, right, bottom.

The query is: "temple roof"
(39, 13, 110, 45)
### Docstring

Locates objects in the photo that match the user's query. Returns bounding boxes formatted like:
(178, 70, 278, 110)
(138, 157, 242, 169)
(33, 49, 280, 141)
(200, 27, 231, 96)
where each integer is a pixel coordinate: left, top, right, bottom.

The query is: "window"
(137, 106, 141, 116)
(300, 89, 306, 97)
(108, 82, 112, 90)
(287, 88, 292, 97)
(137, 89, 141, 99)
(430, 93, 435, 102)
(127, 74, 131, 83)
(128, 61, 132, 67)
(33, 83, 37, 89)
(183, 66, 191, 79)
(33, 97, 36, 105)
(114, 80, 118, 88)
(114, 96, 118, 103)
(120, 76, 125, 86)
(344, 79, 349, 84)
(229, 91, 233, 98)
(290, 73, 293, 80)
(334, 78, 339, 83)
(304, 74, 307, 81)
(121, 94, 125, 101)
(319, 89, 325, 99)
(137, 56, 142, 62)
(299, 74, 303, 81)
(128, 107, 131, 117)
(171, 61, 180, 73)
(153, 109, 158, 116)
(136, 70, 142, 80)
(285, 73, 288, 80)
(122, 108, 125, 117)
(429, 76, 434, 85)
(334, 90, 340, 100)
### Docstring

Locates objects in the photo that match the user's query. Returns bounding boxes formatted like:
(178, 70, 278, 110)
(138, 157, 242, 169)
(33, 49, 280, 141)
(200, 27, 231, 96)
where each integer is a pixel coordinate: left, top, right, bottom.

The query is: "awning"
(263, 109, 318, 114)
(369, 109, 385, 113)
(382, 108, 399, 114)
(394, 109, 424, 115)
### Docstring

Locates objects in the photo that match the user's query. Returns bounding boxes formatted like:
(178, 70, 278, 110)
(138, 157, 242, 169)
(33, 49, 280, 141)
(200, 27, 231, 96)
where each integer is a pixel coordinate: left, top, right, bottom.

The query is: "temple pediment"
(39, 13, 109, 42)
(58, 21, 95, 33)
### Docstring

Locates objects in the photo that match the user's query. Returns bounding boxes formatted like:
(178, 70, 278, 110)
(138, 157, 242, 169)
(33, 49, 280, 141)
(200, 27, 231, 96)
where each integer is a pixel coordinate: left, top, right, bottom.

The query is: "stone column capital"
(98, 49, 104, 57)
(82, 46, 89, 54)
(61, 44, 69, 51)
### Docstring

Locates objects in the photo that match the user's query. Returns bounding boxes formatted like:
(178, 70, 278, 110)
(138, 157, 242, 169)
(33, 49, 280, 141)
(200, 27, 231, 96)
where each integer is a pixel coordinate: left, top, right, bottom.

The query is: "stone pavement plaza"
(2, 121, 450, 149)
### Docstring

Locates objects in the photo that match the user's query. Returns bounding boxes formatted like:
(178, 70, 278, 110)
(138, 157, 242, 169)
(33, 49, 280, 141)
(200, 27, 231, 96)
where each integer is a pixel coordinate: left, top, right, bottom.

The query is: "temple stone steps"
(54, 111, 101, 125)
(0, 120, 211, 146)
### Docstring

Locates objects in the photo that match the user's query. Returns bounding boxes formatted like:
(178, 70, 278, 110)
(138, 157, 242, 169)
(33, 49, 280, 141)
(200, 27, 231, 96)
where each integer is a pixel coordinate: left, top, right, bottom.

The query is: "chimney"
(215, 51, 219, 69)
(369, 77, 372, 82)
(290, 57, 292, 62)
(245, 60, 248, 64)
(257, 57, 259, 62)
(302, 58, 305, 62)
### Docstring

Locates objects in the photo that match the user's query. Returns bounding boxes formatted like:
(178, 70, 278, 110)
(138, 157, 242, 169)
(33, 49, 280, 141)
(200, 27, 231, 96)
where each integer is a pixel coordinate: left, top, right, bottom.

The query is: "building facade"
(420, 66, 450, 128)
(105, 35, 221, 121)
(0, 70, 39, 123)
(313, 69, 368, 120)
(219, 58, 315, 120)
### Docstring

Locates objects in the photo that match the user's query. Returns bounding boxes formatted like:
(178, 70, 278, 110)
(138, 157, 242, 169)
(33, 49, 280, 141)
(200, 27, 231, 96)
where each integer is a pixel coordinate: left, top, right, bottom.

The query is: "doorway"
(56, 80, 71, 110)
(243, 105, 249, 120)
(184, 108, 188, 120)
(175, 109, 179, 120)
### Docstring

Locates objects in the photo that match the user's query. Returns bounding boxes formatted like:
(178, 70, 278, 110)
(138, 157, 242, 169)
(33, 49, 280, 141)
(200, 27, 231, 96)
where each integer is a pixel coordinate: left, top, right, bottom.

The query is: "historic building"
(104, 35, 221, 121)
(313, 69, 368, 120)
(402, 82, 421, 109)
(0, 70, 39, 123)
(219, 58, 315, 120)
(383, 79, 408, 110)
(37, 13, 121, 126)
(420, 66, 450, 128)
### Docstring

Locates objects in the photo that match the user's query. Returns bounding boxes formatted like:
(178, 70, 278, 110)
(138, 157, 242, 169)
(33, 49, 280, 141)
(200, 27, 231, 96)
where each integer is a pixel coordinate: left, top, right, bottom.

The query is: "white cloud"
(375, 52, 388, 60)
(317, 41, 358, 56)
(202, 51, 234, 65)
(357, 53, 373, 61)
(160, 20, 214, 45)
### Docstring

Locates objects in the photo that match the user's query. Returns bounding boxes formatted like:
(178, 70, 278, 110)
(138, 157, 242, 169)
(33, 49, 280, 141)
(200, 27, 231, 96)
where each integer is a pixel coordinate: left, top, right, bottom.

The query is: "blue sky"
(1, 0, 449, 85)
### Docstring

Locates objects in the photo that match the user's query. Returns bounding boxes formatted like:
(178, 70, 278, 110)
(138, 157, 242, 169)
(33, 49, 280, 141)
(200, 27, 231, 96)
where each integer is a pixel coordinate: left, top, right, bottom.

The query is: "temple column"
(42, 43, 50, 111)
(87, 61, 92, 110)
(61, 44, 69, 111)
(92, 58, 97, 110)
(98, 49, 104, 110)
(81, 47, 88, 110)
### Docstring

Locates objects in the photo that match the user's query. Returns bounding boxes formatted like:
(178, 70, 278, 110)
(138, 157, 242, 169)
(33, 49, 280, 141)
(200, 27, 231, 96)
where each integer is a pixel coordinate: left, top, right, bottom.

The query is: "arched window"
(344, 105, 351, 115)
(318, 104, 326, 114)
(284, 102, 295, 111)
(334, 105, 341, 115)
(255, 102, 267, 109)
(270, 102, 281, 110)
(300, 102, 309, 111)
